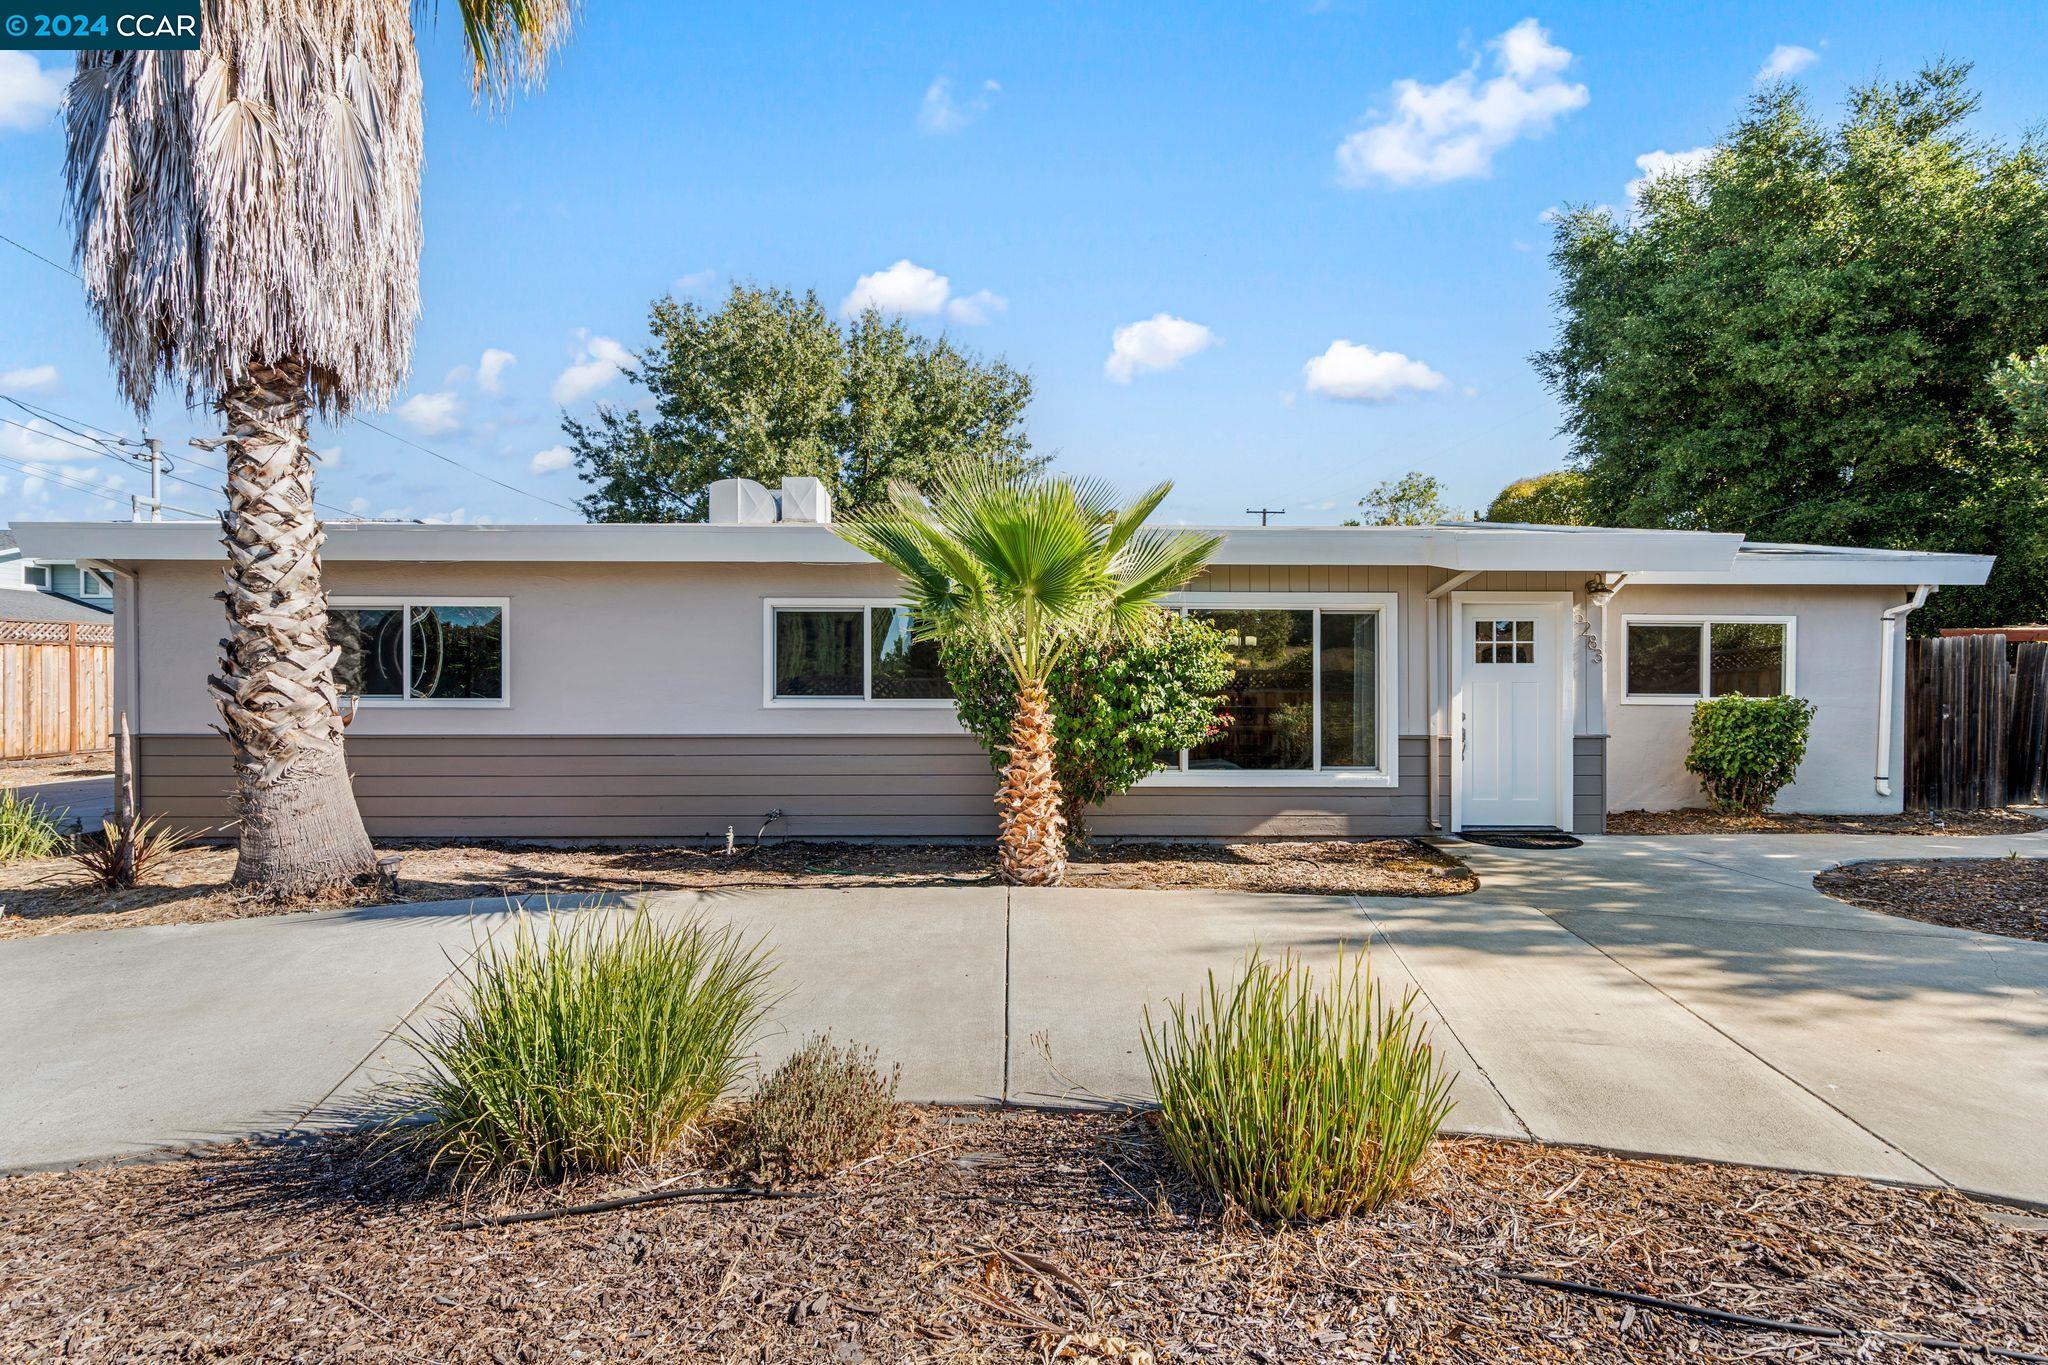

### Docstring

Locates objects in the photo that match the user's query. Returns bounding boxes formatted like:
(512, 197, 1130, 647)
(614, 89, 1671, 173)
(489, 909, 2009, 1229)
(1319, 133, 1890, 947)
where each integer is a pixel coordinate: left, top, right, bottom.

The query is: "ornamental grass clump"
(388, 908, 774, 1183)
(734, 1035, 901, 1180)
(0, 790, 64, 862)
(1142, 950, 1453, 1223)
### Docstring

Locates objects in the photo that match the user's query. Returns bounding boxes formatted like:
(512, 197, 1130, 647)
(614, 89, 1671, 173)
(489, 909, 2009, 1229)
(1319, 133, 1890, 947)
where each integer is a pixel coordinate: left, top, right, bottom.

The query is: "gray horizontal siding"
(1573, 735, 1607, 835)
(136, 733, 1445, 842)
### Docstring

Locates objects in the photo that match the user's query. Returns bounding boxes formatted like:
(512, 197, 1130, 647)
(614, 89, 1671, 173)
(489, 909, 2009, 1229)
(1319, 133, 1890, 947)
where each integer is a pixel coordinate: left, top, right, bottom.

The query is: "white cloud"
(530, 444, 574, 475)
(316, 445, 341, 467)
(552, 332, 636, 406)
(674, 269, 717, 292)
(396, 391, 464, 436)
(1302, 340, 1449, 403)
(1626, 146, 1715, 206)
(0, 363, 58, 393)
(348, 497, 371, 516)
(842, 260, 952, 317)
(0, 417, 93, 463)
(476, 348, 517, 393)
(944, 289, 1007, 326)
(1757, 44, 1819, 82)
(1104, 314, 1218, 384)
(1336, 18, 1588, 188)
(917, 76, 999, 134)
(0, 53, 64, 132)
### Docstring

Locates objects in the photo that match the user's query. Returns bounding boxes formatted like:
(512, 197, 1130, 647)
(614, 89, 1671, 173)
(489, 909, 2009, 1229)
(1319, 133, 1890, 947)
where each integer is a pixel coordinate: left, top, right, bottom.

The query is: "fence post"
(66, 622, 81, 755)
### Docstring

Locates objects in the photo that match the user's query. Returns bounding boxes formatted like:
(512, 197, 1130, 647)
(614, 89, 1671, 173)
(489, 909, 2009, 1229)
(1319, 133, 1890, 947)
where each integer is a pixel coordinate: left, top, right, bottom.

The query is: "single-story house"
(12, 479, 1992, 841)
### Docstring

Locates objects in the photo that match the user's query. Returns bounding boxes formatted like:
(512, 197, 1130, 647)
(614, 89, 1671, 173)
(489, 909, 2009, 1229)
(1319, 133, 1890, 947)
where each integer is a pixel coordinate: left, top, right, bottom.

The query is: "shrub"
(1685, 694, 1816, 813)
(1141, 950, 1453, 1223)
(0, 790, 64, 862)
(734, 1035, 900, 1179)
(70, 812, 198, 887)
(942, 610, 1234, 839)
(388, 909, 775, 1183)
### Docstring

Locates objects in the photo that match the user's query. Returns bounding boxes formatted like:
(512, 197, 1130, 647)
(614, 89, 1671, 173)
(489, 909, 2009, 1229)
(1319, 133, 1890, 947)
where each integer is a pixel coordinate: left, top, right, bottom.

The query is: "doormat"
(1460, 830, 1584, 850)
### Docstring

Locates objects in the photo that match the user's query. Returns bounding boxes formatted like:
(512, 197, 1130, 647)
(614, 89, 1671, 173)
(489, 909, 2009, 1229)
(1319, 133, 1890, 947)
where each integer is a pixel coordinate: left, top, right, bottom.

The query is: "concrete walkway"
(2, 832, 2044, 1206)
(10, 775, 114, 832)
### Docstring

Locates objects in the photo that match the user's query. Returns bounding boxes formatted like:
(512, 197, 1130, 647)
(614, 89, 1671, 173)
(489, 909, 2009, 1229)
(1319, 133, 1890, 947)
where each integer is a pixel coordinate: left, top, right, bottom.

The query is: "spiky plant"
(839, 467, 1219, 885)
(62, 0, 578, 895)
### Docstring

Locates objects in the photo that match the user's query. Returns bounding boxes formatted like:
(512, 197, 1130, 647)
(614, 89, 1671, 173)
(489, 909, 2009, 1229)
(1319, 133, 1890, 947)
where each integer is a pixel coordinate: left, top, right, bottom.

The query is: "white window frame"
(1137, 591, 1401, 788)
(762, 599, 955, 709)
(330, 596, 512, 709)
(1620, 614, 1797, 705)
(77, 567, 111, 599)
(21, 564, 48, 589)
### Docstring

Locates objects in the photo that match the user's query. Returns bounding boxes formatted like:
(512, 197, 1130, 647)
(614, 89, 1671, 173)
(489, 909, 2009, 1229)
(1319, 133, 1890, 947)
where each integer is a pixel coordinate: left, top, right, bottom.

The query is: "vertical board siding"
(0, 620, 114, 759)
(1906, 635, 2047, 809)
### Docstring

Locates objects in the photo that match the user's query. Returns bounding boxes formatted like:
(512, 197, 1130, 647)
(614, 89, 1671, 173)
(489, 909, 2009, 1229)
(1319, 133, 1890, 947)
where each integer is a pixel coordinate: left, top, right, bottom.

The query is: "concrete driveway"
(9, 776, 114, 832)
(2, 831, 2043, 1206)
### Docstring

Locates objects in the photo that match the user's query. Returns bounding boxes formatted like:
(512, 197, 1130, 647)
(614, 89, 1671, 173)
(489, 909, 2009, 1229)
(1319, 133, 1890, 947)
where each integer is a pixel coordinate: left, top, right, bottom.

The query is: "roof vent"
(705, 477, 832, 526)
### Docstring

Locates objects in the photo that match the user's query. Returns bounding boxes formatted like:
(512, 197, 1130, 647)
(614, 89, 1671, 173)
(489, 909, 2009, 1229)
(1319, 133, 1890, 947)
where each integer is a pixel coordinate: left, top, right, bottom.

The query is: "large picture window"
(1151, 594, 1397, 782)
(329, 598, 507, 705)
(1623, 617, 1793, 702)
(766, 602, 951, 705)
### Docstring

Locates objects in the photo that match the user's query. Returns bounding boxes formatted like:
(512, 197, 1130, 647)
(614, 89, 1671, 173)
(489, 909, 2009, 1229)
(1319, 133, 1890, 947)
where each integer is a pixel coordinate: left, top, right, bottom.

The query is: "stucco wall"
(1601, 582, 1909, 815)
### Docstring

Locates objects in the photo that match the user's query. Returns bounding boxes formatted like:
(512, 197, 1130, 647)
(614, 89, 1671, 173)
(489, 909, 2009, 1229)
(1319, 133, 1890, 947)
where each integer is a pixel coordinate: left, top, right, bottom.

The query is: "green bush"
(734, 1035, 900, 1179)
(1685, 694, 1816, 813)
(942, 610, 1233, 839)
(388, 909, 775, 1183)
(1141, 950, 1453, 1223)
(0, 790, 64, 862)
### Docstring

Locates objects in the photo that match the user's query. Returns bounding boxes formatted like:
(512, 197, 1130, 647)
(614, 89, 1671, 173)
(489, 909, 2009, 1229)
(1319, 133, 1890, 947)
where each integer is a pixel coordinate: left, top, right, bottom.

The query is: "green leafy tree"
(838, 468, 1220, 886)
(1346, 471, 1459, 527)
(1536, 63, 2048, 630)
(565, 285, 1043, 521)
(941, 611, 1234, 839)
(1485, 470, 1591, 525)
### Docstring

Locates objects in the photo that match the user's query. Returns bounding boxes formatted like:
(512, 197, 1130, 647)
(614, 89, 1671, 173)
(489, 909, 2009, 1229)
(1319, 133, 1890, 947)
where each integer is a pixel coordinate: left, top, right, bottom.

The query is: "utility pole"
(1245, 507, 1285, 527)
(144, 437, 163, 522)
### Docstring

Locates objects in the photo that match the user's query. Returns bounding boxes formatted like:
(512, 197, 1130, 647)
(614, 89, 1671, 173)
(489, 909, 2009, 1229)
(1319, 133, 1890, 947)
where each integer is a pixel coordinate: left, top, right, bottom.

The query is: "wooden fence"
(0, 619, 115, 760)
(1903, 634, 2048, 809)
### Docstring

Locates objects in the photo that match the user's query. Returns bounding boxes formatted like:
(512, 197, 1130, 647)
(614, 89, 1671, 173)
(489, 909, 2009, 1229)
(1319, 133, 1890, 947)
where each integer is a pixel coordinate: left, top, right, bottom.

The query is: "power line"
(1, 231, 580, 519)
(1244, 507, 1285, 526)
(0, 230, 80, 280)
(0, 452, 132, 510)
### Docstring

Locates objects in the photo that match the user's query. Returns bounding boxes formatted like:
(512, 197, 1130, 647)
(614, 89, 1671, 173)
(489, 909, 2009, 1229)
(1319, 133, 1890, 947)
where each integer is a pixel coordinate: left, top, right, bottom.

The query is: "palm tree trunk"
(997, 680, 1067, 886)
(210, 360, 377, 896)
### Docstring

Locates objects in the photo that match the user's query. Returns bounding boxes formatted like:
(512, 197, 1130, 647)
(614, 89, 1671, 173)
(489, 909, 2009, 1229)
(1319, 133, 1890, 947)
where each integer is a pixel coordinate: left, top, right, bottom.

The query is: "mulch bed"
(0, 839, 1474, 941)
(3, 1109, 2043, 1363)
(1816, 857, 2048, 944)
(1608, 807, 2048, 837)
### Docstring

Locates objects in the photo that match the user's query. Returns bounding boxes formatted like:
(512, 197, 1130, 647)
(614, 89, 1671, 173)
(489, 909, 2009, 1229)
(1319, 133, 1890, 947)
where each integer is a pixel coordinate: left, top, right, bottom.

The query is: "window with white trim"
(328, 598, 508, 705)
(1151, 595, 1397, 780)
(78, 569, 111, 599)
(767, 603, 951, 705)
(1623, 617, 1792, 701)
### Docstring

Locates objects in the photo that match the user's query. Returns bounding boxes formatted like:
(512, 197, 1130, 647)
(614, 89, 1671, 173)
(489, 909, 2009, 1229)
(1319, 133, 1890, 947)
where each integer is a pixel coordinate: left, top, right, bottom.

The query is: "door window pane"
(870, 607, 950, 700)
(1709, 622, 1787, 696)
(409, 605, 504, 700)
(330, 607, 404, 697)
(1475, 618, 1536, 664)
(1189, 609, 1313, 770)
(775, 610, 863, 698)
(1319, 612, 1379, 769)
(1627, 623, 1703, 695)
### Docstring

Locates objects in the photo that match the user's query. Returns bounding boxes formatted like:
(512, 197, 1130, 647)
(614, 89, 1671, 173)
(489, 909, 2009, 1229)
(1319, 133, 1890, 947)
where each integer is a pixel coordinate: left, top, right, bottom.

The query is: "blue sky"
(2, 2, 2044, 527)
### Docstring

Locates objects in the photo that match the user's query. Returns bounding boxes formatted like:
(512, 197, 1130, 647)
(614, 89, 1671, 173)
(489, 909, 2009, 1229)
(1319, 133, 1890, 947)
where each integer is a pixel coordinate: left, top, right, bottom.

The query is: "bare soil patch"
(0, 838, 1472, 941)
(3, 1109, 2041, 1363)
(1608, 806, 2048, 837)
(1816, 857, 2048, 944)
(0, 750, 113, 787)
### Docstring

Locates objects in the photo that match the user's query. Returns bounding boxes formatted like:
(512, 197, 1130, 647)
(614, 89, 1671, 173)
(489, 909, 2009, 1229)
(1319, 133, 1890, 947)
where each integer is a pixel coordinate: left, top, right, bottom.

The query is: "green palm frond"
(840, 463, 1221, 686)
(451, 0, 581, 106)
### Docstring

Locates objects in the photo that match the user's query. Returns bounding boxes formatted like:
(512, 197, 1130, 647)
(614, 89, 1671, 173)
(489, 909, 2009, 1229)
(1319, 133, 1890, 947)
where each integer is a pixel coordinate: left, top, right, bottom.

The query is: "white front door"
(1456, 599, 1565, 829)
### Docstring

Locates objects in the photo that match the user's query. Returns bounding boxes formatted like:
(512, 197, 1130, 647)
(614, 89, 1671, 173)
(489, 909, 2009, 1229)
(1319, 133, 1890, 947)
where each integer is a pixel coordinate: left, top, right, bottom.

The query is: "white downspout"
(1875, 584, 1934, 799)
(1424, 569, 1481, 830)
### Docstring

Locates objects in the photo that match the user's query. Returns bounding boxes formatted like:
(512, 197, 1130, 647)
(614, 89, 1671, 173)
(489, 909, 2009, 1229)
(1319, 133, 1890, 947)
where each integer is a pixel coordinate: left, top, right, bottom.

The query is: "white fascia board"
(1628, 551, 1993, 587)
(10, 519, 1778, 577)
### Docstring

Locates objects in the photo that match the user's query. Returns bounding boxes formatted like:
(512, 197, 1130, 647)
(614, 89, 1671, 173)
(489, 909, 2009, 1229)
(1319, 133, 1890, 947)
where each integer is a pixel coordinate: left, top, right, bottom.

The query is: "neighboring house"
(0, 530, 114, 614)
(12, 480, 1991, 840)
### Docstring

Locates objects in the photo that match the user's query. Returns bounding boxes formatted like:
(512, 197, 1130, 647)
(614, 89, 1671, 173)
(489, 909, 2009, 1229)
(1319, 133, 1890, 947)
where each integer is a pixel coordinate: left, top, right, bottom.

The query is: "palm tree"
(62, 1, 576, 895)
(841, 467, 1220, 886)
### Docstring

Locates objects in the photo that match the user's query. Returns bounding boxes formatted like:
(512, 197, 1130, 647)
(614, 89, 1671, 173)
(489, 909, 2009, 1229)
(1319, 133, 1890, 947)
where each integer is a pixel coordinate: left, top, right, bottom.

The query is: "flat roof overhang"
(10, 519, 1749, 575)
